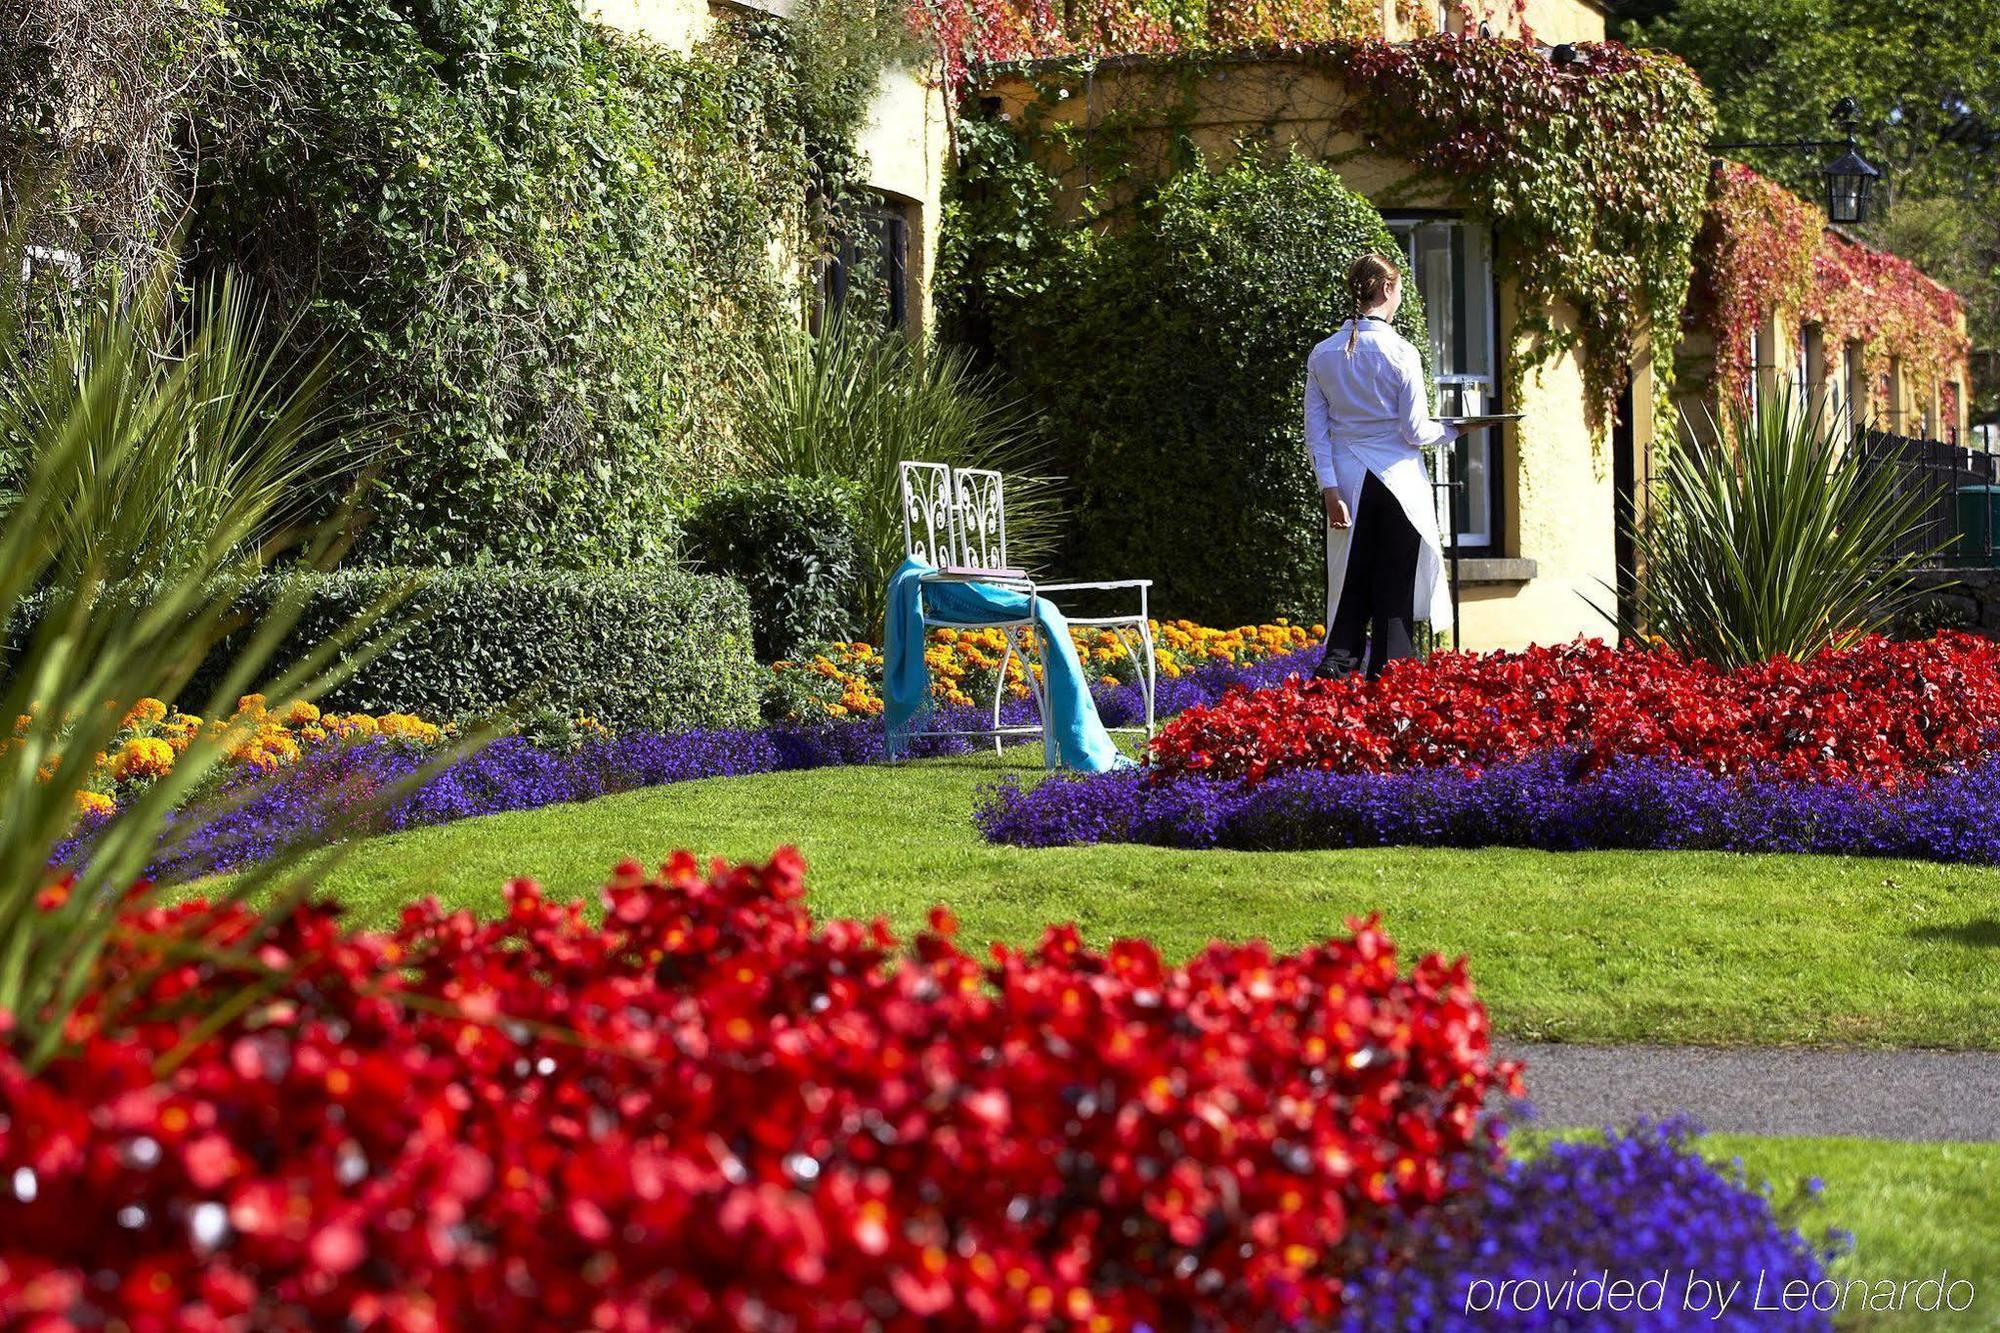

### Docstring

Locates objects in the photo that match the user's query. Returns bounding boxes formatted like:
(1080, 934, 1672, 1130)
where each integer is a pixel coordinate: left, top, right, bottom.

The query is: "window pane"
(1388, 217, 1496, 548)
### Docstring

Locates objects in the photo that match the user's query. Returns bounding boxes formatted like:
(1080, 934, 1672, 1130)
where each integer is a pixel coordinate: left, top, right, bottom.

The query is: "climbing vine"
(1689, 162, 1822, 399)
(951, 37, 1715, 432)
(1337, 38, 1714, 429)
(918, 0, 1383, 92)
(1806, 232, 1969, 411)
(1691, 162, 1970, 415)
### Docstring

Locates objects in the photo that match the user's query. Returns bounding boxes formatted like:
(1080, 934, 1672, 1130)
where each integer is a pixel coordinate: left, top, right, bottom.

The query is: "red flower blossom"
(1149, 633, 2000, 789)
(0, 853, 1513, 1328)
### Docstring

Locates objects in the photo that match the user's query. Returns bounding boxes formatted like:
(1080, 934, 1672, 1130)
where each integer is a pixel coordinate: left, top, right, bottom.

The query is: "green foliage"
(0, 256, 384, 1067)
(734, 318, 1050, 634)
(1337, 38, 1715, 431)
(1624, 0, 2000, 417)
(947, 142, 1427, 624)
(1614, 391, 1944, 667)
(686, 476, 865, 661)
(193, 567, 761, 732)
(5, 0, 933, 568)
(175, 2, 812, 567)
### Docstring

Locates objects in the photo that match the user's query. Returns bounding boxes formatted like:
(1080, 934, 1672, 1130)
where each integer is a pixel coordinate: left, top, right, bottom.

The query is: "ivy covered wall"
(947, 38, 1714, 645)
(1683, 162, 1972, 439)
(0, 0, 907, 568)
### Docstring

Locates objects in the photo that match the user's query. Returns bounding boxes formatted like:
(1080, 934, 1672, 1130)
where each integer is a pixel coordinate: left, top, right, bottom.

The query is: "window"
(814, 196, 911, 334)
(1388, 216, 1497, 550)
(1843, 341, 1866, 432)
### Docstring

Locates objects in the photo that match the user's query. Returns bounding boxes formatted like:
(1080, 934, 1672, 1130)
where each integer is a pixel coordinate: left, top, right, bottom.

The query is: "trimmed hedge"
(947, 141, 1431, 624)
(196, 567, 761, 732)
(685, 476, 863, 661)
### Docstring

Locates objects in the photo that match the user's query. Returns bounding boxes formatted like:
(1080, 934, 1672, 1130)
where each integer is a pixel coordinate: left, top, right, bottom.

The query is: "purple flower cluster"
(60, 721, 962, 881)
(1342, 1120, 1836, 1331)
(974, 749, 2000, 862)
(56, 648, 1334, 881)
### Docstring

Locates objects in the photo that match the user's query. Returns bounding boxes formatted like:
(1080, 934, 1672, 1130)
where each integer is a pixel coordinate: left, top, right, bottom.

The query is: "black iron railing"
(1854, 429, 1999, 565)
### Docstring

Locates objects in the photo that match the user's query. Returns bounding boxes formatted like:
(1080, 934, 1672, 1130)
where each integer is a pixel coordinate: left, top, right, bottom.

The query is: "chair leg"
(992, 629, 1013, 754)
(1140, 619, 1157, 739)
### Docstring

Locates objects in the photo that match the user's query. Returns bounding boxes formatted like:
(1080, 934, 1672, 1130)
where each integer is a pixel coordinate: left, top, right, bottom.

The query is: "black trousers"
(1315, 470, 1420, 682)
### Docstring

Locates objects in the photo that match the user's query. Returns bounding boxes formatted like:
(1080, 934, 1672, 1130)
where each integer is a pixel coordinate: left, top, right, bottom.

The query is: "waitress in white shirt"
(1303, 253, 1478, 680)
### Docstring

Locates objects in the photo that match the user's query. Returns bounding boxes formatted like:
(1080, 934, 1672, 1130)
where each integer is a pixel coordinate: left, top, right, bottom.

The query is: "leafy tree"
(1620, 0, 2000, 419)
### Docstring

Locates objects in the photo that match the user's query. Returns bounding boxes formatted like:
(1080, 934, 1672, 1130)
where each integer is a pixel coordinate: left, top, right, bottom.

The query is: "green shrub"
(1612, 391, 1945, 666)
(685, 476, 864, 660)
(195, 568, 761, 731)
(946, 139, 1429, 624)
(3, 1, 848, 567)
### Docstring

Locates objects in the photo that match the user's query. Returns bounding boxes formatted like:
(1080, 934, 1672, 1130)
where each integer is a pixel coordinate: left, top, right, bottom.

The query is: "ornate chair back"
(899, 460, 955, 567)
(952, 467, 1009, 573)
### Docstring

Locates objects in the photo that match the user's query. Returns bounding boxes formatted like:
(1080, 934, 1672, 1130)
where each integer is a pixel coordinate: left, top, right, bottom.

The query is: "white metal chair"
(894, 461, 1156, 764)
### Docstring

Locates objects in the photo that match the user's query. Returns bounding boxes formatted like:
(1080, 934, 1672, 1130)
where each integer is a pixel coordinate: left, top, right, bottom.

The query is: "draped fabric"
(883, 558, 1126, 773)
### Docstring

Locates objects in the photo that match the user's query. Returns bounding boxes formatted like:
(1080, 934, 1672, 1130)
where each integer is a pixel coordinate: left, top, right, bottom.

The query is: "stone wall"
(1906, 568, 2000, 636)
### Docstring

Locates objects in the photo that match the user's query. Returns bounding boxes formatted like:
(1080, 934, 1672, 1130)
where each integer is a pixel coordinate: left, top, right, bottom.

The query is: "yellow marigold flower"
(124, 698, 169, 727)
(300, 724, 329, 743)
(75, 790, 115, 818)
(378, 713, 441, 744)
(234, 694, 268, 718)
(113, 736, 175, 781)
(283, 700, 322, 726)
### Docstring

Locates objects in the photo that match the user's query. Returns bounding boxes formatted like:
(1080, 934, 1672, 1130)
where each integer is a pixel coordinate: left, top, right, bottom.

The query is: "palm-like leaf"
(734, 318, 1053, 634)
(0, 257, 393, 1067)
(1616, 389, 1946, 666)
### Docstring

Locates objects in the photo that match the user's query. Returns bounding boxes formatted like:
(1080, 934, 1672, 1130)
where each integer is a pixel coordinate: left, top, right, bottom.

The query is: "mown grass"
(311, 747, 2000, 1050)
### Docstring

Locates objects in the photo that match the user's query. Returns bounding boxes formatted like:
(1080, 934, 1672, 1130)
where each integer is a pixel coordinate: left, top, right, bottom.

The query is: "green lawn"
(312, 747, 2000, 1050)
(1515, 1132, 2000, 1331)
(1718, 1136, 2000, 1330)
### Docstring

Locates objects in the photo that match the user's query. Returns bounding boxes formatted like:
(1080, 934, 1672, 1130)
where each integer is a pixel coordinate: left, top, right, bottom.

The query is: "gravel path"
(1498, 1042, 2000, 1142)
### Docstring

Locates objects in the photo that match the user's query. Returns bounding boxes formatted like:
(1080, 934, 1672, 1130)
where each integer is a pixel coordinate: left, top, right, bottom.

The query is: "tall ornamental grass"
(1618, 390, 1944, 666)
(0, 259, 388, 1068)
(734, 317, 1053, 633)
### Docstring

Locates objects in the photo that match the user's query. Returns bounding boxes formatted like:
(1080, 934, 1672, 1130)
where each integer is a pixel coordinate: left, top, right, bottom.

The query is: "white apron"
(1322, 452, 1453, 638)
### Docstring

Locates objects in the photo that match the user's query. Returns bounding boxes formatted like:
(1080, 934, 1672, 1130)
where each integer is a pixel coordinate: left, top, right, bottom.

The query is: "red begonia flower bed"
(1148, 634, 2000, 788)
(0, 852, 1513, 1328)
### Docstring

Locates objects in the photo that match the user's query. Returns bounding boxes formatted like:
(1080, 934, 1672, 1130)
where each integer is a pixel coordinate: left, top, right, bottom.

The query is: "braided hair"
(1345, 253, 1400, 356)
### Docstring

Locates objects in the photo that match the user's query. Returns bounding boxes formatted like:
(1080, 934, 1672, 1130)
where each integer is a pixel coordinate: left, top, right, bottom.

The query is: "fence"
(1854, 430, 2000, 566)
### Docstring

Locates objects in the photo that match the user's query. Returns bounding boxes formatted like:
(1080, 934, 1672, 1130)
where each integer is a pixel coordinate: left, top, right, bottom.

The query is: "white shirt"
(1304, 318, 1453, 491)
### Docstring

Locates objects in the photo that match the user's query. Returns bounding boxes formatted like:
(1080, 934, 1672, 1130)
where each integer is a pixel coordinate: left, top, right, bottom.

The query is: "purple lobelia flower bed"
(973, 749, 2000, 863)
(1341, 1120, 1837, 1331)
(59, 647, 1330, 880)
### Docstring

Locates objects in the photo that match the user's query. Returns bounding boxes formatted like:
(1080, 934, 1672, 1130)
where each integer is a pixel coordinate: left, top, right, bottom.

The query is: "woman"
(1303, 253, 1474, 680)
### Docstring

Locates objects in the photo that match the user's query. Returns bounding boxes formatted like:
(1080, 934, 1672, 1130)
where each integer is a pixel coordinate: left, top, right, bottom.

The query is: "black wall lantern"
(1712, 97, 1886, 225)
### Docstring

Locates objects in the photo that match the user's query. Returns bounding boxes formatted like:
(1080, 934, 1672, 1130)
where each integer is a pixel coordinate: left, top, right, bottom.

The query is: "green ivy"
(7, 0, 929, 569)
(946, 135, 1429, 623)
(177, 2, 815, 567)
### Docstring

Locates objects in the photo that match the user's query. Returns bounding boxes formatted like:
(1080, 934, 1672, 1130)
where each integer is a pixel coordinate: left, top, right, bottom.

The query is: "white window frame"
(1387, 215, 1499, 550)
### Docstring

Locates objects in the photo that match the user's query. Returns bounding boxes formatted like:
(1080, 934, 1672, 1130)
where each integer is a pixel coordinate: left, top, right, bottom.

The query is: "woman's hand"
(1323, 487, 1351, 529)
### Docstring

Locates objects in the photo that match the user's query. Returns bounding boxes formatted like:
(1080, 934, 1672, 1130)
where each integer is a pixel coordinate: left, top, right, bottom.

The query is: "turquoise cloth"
(883, 557, 1125, 773)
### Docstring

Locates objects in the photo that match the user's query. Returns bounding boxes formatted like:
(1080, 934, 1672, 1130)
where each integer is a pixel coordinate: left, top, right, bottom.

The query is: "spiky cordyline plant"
(1611, 388, 1946, 667)
(734, 316, 1053, 634)
(0, 258, 401, 1069)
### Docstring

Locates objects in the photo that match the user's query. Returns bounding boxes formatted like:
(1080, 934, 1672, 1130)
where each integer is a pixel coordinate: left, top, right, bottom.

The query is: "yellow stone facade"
(583, 0, 951, 338)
